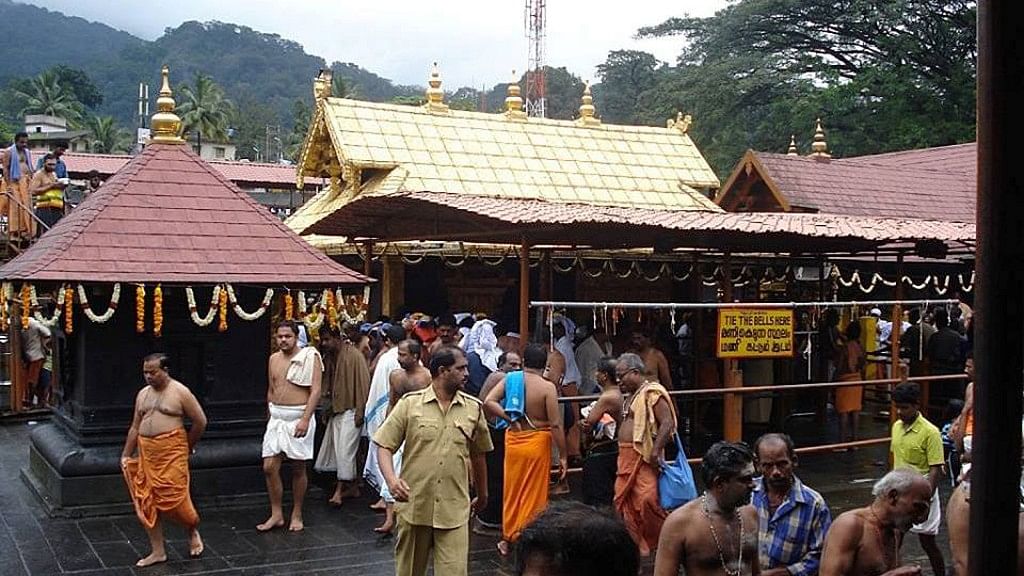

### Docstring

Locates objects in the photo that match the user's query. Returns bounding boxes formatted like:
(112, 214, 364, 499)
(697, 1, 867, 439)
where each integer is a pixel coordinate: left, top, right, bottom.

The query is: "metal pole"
(971, 1, 1023, 572)
(519, 238, 531, 348)
(530, 299, 959, 310)
(722, 256, 742, 442)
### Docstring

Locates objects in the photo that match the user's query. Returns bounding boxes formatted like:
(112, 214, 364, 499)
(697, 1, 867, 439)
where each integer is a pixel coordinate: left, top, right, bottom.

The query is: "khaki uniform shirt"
(373, 385, 493, 529)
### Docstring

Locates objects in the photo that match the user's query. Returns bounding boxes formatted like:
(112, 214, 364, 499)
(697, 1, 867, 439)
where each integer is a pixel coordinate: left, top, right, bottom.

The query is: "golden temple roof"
(290, 71, 722, 234)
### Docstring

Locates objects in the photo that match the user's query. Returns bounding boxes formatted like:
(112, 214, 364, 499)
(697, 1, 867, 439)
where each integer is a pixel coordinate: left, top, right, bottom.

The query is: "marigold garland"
(284, 292, 294, 320)
(153, 284, 163, 337)
(0, 283, 8, 332)
(20, 284, 30, 329)
(64, 286, 73, 334)
(325, 290, 339, 330)
(217, 286, 228, 332)
(135, 285, 146, 333)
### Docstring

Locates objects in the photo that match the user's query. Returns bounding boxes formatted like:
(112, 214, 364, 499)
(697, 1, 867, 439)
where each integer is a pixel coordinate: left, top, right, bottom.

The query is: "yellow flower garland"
(20, 284, 30, 329)
(135, 285, 146, 333)
(153, 284, 163, 337)
(325, 290, 339, 330)
(0, 283, 9, 331)
(284, 292, 294, 320)
(218, 286, 228, 332)
(64, 286, 73, 334)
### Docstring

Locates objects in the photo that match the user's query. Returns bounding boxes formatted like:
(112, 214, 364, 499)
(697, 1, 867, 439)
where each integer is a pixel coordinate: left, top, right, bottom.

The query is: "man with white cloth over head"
(258, 320, 322, 532)
(363, 323, 406, 512)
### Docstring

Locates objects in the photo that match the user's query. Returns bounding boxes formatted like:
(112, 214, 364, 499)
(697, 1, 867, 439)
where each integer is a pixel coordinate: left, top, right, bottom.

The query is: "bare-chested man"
(476, 351, 523, 534)
(654, 441, 759, 576)
(426, 314, 458, 366)
(485, 343, 568, 556)
(258, 320, 322, 532)
(121, 353, 207, 567)
(820, 468, 930, 576)
(580, 356, 624, 507)
(375, 339, 433, 535)
(631, 330, 672, 389)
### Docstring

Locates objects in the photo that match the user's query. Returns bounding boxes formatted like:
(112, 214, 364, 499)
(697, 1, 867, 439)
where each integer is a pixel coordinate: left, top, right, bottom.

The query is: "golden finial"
(314, 69, 333, 101)
(423, 62, 449, 114)
(504, 70, 526, 120)
(149, 65, 184, 144)
(667, 111, 692, 134)
(787, 135, 798, 155)
(576, 81, 601, 127)
(810, 118, 830, 158)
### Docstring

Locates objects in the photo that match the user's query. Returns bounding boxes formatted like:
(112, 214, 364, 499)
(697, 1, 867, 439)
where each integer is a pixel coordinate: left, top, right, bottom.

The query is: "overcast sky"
(25, 0, 728, 88)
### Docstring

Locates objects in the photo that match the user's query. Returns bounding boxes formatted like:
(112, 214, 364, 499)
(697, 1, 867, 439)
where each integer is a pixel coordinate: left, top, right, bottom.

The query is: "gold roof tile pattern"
(290, 90, 722, 233)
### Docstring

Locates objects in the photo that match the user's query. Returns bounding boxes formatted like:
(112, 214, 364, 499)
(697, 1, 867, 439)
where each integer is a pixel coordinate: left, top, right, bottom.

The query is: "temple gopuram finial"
(314, 68, 333, 102)
(576, 81, 601, 127)
(150, 65, 184, 144)
(424, 62, 449, 114)
(810, 118, 831, 159)
(787, 134, 798, 155)
(667, 111, 692, 134)
(504, 70, 527, 121)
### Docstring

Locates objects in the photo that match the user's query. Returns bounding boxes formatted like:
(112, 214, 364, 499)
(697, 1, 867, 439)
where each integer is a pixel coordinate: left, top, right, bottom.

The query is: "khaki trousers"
(394, 516, 468, 576)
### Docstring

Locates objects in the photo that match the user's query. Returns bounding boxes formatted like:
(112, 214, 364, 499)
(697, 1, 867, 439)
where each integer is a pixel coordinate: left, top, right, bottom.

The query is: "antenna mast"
(524, 0, 546, 118)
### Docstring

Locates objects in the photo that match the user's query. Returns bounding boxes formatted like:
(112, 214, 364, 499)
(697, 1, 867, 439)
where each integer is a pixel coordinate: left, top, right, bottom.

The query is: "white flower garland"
(224, 284, 274, 321)
(336, 286, 371, 325)
(297, 290, 327, 330)
(77, 283, 120, 323)
(186, 285, 221, 327)
(30, 285, 65, 327)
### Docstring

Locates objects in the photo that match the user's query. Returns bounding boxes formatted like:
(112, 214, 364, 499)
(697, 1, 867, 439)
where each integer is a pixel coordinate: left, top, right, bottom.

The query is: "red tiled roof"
(300, 190, 973, 254)
(842, 143, 976, 174)
(0, 143, 370, 285)
(61, 152, 315, 190)
(749, 152, 975, 223)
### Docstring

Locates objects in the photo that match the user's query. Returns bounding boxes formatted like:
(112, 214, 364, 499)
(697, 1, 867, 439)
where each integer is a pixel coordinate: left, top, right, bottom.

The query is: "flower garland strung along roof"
(0, 66, 370, 286)
(288, 64, 723, 236)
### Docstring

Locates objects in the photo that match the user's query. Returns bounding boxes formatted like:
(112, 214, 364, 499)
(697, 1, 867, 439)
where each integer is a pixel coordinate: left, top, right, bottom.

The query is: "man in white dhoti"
(258, 320, 322, 532)
(363, 323, 405, 512)
(314, 325, 370, 507)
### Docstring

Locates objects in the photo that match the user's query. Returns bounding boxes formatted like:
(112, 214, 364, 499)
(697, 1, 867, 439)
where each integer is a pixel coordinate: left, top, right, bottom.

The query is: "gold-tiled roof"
(289, 90, 722, 234)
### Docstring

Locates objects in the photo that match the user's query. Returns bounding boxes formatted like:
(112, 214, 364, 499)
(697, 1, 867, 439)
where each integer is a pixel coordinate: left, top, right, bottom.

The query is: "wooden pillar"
(380, 255, 404, 318)
(362, 241, 373, 278)
(722, 257, 743, 442)
(519, 238, 531, 347)
(971, 2, 1024, 572)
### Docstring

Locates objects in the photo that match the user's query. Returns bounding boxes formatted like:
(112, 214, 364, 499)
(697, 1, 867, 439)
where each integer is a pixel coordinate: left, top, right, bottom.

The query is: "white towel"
(262, 403, 316, 460)
(286, 346, 322, 388)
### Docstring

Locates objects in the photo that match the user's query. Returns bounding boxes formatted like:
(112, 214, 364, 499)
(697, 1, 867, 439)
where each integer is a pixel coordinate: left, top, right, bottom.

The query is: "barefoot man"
(121, 353, 207, 567)
(654, 441, 759, 575)
(484, 343, 567, 556)
(631, 330, 672, 388)
(375, 339, 432, 535)
(820, 468, 930, 576)
(258, 320, 322, 532)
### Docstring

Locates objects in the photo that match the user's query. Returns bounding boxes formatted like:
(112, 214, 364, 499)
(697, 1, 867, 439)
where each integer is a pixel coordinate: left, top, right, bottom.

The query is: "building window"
(214, 147, 226, 159)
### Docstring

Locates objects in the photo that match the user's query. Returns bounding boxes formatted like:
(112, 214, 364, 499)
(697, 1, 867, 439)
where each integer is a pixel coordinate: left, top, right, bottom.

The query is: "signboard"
(136, 127, 151, 145)
(716, 308, 795, 358)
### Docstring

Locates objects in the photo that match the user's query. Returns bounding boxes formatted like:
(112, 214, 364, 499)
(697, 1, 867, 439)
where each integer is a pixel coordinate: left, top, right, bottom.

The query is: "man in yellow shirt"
(890, 381, 945, 576)
(374, 346, 493, 576)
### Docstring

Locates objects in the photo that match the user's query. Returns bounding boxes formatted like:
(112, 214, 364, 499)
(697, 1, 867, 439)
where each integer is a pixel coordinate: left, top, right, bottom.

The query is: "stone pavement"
(0, 415, 949, 576)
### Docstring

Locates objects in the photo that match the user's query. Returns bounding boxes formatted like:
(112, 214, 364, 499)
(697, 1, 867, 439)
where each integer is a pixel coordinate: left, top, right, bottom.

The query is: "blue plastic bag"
(658, 432, 698, 510)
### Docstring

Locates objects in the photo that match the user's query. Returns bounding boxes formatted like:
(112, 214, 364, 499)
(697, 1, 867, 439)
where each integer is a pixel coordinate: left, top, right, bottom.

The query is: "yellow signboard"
(716, 308, 795, 358)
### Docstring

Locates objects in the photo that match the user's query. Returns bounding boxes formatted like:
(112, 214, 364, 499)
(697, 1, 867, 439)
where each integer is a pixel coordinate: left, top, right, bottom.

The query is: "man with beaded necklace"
(654, 441, 759, 576)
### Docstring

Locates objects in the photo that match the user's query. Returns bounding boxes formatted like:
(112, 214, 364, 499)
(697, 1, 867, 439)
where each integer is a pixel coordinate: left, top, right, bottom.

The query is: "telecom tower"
(524, 0, 546, 118)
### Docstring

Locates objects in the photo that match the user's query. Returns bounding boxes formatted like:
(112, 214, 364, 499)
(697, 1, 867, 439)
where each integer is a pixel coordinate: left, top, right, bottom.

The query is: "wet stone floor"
(0, 410, 950, 576)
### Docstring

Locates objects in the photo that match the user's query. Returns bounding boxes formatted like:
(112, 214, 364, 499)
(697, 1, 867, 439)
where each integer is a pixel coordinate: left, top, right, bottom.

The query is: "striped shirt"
(753, 476, 832, 576)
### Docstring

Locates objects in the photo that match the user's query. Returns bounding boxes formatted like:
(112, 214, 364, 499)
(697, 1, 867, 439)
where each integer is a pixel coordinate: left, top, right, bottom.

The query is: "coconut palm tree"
(84, 115, 132, 154)
(176, 72, 233, 150)
(14, 70, 83, 124)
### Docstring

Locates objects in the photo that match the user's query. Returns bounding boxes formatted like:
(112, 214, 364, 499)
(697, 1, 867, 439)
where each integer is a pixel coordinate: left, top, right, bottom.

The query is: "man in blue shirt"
(36, 144, 67, 178)
(753, 433, 832, 575)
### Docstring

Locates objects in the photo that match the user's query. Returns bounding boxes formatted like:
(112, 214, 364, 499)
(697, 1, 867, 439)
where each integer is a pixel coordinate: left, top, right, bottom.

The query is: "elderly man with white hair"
(820, 469, 932, 575)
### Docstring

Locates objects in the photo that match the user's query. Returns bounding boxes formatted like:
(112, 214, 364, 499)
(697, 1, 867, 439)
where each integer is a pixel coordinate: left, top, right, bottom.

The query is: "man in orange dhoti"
(121, 353, 208, 567)
(1, 132, 36, 241)
(614, 353, 677, 557)
(484, 343, 567, 556)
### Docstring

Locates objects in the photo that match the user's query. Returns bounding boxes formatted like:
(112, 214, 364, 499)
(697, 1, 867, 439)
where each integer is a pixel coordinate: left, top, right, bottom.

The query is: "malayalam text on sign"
(716, 308, 795, 358)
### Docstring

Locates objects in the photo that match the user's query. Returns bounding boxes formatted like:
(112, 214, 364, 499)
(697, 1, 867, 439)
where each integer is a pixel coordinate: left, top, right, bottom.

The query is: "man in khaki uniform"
(374, 346, 493, 576)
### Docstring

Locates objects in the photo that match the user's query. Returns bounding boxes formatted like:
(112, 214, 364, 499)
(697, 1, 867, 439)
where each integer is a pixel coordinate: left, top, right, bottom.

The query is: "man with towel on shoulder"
(258, 320, 322, 532)
(484, 342, 567, 557)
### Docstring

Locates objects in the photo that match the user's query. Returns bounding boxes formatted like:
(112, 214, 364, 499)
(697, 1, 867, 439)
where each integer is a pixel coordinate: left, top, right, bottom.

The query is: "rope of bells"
(0, 283, 371, 336)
